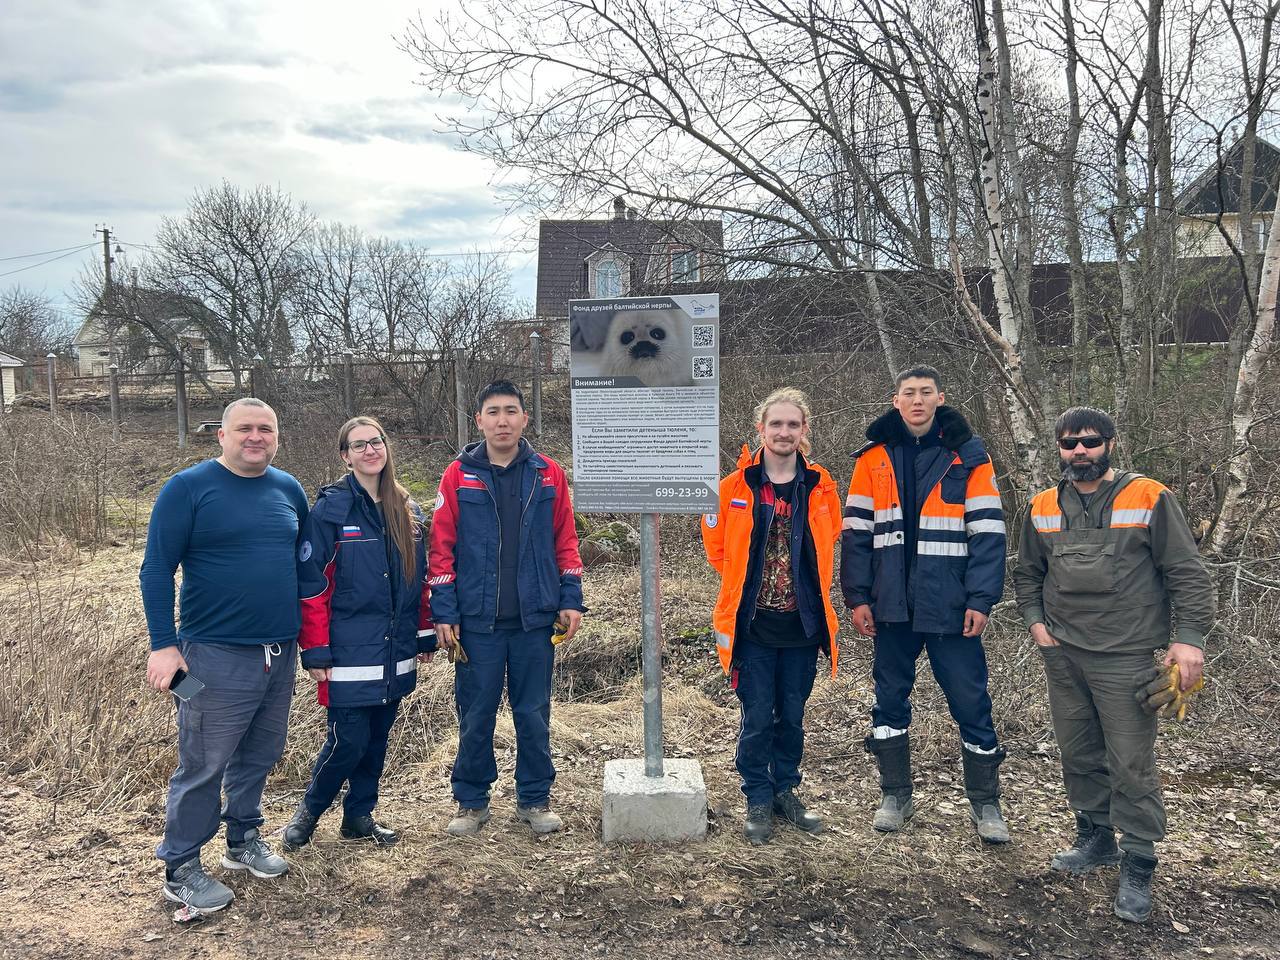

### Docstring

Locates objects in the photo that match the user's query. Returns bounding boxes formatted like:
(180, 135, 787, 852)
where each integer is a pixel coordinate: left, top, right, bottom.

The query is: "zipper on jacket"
(480, 477, 502, 630)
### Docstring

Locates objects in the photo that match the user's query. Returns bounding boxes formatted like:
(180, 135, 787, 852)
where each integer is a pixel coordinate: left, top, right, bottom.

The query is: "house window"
(595, 258, 623, 298)
(671, 248, 700, 283)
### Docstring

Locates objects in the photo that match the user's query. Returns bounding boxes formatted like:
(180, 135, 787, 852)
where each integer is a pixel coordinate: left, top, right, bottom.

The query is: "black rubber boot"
(282, 804, 319, 852)
(743, 803, 774, 845)
(960, 746, 1010, 844)
(340, 814, 399, 847)
(1114, 852, 1157, 922)
(1051, 814, 1122, 874)
(865, 734, 913, 832)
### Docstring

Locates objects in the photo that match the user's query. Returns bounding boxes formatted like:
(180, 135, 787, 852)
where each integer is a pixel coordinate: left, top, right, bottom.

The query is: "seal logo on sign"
(299, 541, 312, 562)
(704, 513, 718, 528)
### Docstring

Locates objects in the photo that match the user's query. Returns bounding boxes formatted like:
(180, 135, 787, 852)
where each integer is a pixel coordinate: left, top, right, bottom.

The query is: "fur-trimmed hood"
(863, 405, 974, 452)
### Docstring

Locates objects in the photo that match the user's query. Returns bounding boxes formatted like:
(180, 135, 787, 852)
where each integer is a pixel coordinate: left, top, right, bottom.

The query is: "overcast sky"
(0, 0, 540, 320)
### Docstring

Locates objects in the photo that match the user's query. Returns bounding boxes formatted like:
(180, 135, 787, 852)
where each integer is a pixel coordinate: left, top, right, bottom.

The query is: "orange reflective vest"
(700, 446, 842, 677)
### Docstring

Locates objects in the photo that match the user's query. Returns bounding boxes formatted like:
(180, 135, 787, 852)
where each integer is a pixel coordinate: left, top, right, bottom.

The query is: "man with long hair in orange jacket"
(702, 388, 842, 844)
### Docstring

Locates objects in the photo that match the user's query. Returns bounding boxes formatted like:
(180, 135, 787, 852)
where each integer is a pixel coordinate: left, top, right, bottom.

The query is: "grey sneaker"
(516, 803, 563, 834)
(163, 858, 234, 912)
(221, 828, 288, 878)
(445, 805, 491, 837)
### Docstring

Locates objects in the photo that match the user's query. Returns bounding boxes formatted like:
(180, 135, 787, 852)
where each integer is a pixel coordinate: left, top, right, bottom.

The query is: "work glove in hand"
(447, 643, 468, 665)
(1134, 663, 1204, 721)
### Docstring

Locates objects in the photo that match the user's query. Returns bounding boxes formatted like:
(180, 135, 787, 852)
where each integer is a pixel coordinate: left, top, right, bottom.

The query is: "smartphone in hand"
(170, 668, 206, 702)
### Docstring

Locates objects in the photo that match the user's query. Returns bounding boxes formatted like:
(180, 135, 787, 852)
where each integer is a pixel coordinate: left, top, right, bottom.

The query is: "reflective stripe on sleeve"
(964, 495, 1003, 511)
(395, 657, 416, 675)
(966, 519, 1007, 535)
(846, 494, 874, 510)
(843, 515, 874, 532)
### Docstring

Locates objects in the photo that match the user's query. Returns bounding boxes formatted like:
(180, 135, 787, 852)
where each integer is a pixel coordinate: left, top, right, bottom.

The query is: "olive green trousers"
(1039, 642, 1165, 857)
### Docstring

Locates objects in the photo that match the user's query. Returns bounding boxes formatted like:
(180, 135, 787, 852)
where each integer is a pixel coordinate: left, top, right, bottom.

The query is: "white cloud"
(0, 0, 537, 318)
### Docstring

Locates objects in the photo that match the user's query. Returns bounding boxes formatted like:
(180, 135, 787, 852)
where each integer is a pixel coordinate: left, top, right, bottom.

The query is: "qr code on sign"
(692, 356, 716, 380)
(691, 324, 715, 348)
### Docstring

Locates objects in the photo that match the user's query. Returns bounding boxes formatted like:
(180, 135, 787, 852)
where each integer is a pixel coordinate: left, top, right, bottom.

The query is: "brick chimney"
(613, 196, 627, 221)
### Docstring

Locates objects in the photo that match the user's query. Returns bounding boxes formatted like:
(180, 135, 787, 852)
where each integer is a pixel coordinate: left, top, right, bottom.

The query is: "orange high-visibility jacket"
(700, 445, 842, 677)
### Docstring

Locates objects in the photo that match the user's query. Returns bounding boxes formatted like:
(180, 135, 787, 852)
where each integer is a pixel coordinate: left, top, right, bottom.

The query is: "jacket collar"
(458, 437, 545, 472)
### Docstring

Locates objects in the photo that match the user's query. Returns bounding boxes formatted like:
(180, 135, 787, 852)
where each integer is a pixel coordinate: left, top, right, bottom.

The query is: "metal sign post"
(639, 512, 663, 777)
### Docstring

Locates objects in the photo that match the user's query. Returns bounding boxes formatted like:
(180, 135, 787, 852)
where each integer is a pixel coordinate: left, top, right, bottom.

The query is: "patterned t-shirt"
(757, 479, 797, 612)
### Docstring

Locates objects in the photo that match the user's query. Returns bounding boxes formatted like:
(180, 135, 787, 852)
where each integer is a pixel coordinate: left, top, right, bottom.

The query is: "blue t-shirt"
(140, 459, 309, 650)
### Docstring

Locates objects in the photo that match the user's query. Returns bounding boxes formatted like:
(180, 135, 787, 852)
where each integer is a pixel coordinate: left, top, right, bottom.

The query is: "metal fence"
(5, 335, 566, 452)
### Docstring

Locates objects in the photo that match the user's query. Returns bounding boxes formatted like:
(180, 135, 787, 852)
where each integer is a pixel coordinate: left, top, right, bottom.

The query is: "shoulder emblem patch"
(434, 492, 445, 512)
(704, 513, 718, 528)
(299, 541, 312, 562)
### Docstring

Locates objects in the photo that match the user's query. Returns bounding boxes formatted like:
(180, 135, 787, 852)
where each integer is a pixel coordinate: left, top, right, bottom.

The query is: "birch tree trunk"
(1058, 0, 1090, 405)
(969, 0, 1047, 491)
(1211, 189, 1280, 554)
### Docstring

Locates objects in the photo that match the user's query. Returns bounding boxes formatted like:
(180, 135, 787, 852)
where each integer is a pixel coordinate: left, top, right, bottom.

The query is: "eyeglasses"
(1058, 435, 1108, 450)
(345, 436, 386, 453)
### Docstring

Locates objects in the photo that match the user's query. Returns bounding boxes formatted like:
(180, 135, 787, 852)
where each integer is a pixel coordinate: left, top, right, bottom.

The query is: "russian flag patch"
(342, 525, 362, 538)
(730, 498, 748, 509)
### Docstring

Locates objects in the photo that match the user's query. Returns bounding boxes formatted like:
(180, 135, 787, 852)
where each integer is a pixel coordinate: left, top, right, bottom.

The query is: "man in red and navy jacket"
(429, 380, 584, 838)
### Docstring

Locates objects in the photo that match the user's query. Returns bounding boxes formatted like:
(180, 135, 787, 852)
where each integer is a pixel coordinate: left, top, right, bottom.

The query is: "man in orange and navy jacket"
(702, 388, 841, 845)
(841, 364, 1010, 844)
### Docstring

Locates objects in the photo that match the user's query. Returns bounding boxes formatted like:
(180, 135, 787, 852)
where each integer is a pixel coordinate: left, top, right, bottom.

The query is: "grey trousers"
(1038, 642, 1164, 857)
(156, 640, 296, 867)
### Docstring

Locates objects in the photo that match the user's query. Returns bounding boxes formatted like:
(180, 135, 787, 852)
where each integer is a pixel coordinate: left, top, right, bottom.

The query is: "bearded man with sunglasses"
(1014, 406, 1213, 924)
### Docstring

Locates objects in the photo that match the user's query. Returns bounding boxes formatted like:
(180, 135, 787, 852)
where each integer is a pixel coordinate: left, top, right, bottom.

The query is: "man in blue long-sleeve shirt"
(141, 397, 308, 914)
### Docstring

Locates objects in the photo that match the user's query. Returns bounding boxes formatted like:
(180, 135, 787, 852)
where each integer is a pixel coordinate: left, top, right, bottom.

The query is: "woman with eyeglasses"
(284, 416, 435, 851)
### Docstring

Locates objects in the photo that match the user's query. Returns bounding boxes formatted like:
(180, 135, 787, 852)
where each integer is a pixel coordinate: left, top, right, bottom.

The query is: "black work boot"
(340, 814, 399, 847)
(773, 789, 823, 833)
(1051, 814, 1121, 874)
(282, 803, 319, 852)
(960, 746, 1010, 844)
(1113, 852, 1157, 922)
(865, 734, 913, 832)
(744, 803, 774, 845)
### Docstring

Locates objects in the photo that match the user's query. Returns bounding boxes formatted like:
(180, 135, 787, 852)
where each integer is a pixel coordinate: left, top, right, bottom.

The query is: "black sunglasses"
(1058, 435, 1108, 450)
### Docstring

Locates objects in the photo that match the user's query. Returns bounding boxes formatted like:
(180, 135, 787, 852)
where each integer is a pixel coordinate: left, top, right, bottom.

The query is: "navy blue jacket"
(428, 440, 584, 634)
(297, 474, 435, 707)
(841, 406, 1007, 634)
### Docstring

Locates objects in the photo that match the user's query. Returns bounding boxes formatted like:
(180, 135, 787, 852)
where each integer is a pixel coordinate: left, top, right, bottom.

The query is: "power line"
(0, 244, 97, 279)
(0, 242, 97, 263)
(117, 239, 536, 259)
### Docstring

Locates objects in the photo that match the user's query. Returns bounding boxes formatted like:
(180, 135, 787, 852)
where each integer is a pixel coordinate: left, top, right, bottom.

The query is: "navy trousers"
(156, 640, 296, 867)
(733, 634, 820, 806)
(871, 622, 998, 750)
(302, 700, 401, 820)
(451, 626, 556, 808)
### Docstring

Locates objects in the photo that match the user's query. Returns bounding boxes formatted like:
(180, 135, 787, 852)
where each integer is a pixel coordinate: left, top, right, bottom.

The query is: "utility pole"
(94, 225, 114, 293)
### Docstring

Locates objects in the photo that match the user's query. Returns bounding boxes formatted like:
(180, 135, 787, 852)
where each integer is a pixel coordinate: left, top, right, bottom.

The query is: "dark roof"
(536, 216, 724, 317)
(1177, 138, 1280, 215)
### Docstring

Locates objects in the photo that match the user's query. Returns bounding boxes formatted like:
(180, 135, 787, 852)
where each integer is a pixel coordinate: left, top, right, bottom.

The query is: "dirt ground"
(1, 547, 1278, 960)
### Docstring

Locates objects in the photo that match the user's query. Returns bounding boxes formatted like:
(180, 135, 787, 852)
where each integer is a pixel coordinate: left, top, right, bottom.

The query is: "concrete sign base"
(602, 757, 707, 844)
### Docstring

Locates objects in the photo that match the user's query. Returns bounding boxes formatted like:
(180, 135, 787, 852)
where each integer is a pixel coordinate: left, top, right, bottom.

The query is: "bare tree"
(0, 287, 73, 361)
(149, 182, 315, 387)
